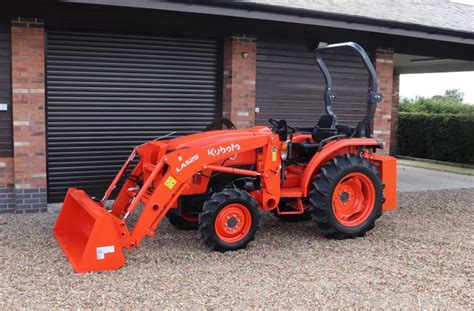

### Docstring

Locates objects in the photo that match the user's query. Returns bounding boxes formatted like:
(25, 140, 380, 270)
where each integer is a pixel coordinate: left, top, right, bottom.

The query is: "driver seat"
(291, 115, 338, 160)
(312, 114, 337, 143)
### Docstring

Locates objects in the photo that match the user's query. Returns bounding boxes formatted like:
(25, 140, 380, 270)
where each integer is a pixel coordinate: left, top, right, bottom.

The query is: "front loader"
(53, 42, 397, 273)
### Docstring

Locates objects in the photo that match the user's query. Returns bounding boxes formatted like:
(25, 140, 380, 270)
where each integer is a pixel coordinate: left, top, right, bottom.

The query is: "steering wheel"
(287, 124, 296, 134)
(268, 118, 296, 133)
(268, 118, 281, 129)
(268, 118, 296, 140)
(204, 118, 237, 131)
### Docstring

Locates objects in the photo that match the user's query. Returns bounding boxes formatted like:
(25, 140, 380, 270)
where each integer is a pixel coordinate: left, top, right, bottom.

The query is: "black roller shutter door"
(46, 30, 221, 202)
(256, 40, 369, 127)
(0, 22, 12, 157)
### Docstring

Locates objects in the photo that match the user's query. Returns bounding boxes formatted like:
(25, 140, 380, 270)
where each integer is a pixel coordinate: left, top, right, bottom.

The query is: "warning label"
(272, 146, 278, 162)
(96, 245, 115, 260)
(164, 176, 177, 189)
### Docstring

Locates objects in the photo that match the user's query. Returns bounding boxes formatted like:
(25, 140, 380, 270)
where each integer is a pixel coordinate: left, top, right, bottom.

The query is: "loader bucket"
(53, 188, 126, 273)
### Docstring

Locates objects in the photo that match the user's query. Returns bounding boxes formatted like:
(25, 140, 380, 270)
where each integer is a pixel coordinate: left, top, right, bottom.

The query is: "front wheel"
(309, 154, 384, 239)
(199, 189, 261, 252)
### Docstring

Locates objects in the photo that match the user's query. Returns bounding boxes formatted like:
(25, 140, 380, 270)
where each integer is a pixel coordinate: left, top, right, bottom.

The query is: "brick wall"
(390, 74, 400, 155)
(373, 48, 395, 155)
(10, 17, 47, 213)
(223, 34, 256, 128)
(0, 157, 15, 213)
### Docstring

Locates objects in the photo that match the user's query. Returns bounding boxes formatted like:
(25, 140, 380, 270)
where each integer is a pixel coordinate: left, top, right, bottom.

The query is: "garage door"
(46, 30, 221, 202)
(0, 23, 12, 157)
(256, 40, 369, 128)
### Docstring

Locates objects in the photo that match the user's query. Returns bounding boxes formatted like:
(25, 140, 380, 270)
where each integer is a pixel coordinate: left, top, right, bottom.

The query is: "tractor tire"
(199, 189, 261, 252)
(166, 212, 199, 230)
(309, 153, 384, 239)
(272, 199, 312, 222)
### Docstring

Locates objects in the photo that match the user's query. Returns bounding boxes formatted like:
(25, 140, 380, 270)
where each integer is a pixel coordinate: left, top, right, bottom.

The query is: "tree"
(443, 89, 464, 103)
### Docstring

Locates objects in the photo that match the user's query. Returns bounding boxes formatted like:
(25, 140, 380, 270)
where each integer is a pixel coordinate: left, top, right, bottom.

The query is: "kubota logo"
(176, 154, 199, 173)
(207, 143, 241, 157)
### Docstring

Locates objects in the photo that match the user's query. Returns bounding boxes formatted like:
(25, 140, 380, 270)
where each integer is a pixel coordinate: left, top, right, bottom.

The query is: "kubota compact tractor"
(53, 42, 397, 273)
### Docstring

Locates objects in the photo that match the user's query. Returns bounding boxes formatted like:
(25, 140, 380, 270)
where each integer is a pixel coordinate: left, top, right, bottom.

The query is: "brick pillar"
(0, 158, 15, 213)
(390, 74, 400, 155)
(11, 18, 47, 213)
(373, 48, 394, 155)
(223, 34, 256, 128)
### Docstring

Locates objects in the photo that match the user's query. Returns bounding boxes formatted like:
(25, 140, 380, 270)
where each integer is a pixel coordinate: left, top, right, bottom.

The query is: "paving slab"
(398, 164, 474, 192)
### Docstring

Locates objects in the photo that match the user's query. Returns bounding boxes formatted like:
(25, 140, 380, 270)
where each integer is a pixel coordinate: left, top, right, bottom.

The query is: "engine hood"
(166, 126, 271, 150)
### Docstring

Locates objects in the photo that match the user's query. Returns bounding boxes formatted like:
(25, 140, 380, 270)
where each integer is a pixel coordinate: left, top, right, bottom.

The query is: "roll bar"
(314, 42, 383, 137)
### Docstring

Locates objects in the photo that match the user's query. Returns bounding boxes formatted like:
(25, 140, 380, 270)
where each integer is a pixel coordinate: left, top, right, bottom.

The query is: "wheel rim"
(214, 203, 252, 243)
(181, 213, 198, 223)
(332, 172, 376, 227)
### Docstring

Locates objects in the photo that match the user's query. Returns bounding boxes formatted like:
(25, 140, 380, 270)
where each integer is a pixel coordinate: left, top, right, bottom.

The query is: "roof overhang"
(395, 54, 474, 74)
(62, 0, 474, 45)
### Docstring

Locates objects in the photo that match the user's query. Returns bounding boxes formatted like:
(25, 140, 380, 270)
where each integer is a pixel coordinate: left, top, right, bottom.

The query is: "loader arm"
(53, 130, 281, 272)
(129, 133, 281, 245)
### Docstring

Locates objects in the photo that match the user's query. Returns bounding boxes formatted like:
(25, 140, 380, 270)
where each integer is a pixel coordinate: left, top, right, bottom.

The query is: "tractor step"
(276, 197, 305, 215)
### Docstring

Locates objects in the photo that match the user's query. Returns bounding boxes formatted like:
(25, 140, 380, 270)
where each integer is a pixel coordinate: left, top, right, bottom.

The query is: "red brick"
(390, 74, 400, 155)
(223, 35, 257, 128)
(0, 157, 15, 187)
(11, 23, 47, 189)
(373, 48, 395, 155)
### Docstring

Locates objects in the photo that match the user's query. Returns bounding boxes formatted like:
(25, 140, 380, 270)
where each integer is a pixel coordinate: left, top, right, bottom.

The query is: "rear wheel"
(309, 153, 383, 239)
(199, 189, 261, 252)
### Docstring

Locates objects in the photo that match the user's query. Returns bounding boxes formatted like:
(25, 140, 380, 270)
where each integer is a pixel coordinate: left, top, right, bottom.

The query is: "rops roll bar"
(314, 42, 383, 137)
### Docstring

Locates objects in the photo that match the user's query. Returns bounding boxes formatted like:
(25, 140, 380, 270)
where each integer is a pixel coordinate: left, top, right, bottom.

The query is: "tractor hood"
(167, 126, 272, 150)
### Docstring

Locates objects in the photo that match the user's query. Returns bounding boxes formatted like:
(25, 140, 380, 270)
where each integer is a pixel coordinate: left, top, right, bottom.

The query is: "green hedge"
(397, 113, 474, 164)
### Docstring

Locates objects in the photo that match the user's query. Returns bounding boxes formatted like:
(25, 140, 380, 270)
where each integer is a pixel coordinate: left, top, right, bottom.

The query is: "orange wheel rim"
(332, 172, 375, 227)
(181, 213, 198, 222)
(214, 203, 252, 243)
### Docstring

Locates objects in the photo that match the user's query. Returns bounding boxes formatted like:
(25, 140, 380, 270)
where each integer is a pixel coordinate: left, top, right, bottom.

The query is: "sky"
(400, 71, 474, 104)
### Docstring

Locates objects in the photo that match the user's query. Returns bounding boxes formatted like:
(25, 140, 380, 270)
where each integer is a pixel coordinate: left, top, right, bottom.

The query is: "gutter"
(62, 0, 474, 45)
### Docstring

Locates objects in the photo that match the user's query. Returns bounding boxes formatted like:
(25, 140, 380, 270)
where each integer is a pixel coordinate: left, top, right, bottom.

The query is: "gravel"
(1, 189, 473, 309)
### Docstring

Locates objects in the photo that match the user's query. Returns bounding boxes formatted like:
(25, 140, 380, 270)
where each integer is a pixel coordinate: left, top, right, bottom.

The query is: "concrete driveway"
(398, 164, 474, 192)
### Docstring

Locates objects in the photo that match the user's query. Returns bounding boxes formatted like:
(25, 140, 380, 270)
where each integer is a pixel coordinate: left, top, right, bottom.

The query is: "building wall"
(373, 47, 395, 155)
(0, 21, 14, 213)
(0, 157, 15, 213)
(223, 35, 257, 128)
(0, 23, 13, 158)
(390, 74, 400, 155)
(1, 18, 48, 213)
(255, 40, 371, 128)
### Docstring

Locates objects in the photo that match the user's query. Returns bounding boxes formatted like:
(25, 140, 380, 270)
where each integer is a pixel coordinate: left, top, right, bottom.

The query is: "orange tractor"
(53, 42, 397, 273)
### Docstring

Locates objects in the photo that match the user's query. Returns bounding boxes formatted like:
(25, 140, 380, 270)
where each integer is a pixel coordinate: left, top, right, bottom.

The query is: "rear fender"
(300, 138, 382, 196)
